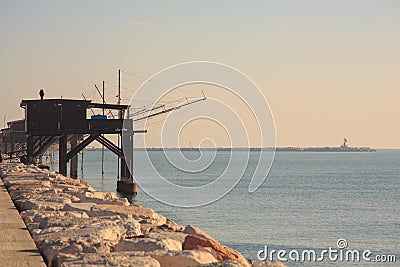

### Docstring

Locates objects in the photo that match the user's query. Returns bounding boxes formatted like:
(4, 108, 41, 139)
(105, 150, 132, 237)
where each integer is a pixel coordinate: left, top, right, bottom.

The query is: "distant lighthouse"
(342, 138, 348, 147)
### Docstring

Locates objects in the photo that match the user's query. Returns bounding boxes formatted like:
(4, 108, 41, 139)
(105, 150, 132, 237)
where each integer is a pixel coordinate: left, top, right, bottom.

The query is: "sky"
(0, 1, 399, 148)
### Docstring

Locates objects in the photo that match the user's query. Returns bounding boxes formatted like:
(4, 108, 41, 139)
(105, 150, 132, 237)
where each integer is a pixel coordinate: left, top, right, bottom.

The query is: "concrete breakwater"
(0, 163, 285, 267)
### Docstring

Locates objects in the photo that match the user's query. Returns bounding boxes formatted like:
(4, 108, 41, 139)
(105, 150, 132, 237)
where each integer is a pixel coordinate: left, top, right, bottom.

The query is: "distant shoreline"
(84, 147, 377, 152)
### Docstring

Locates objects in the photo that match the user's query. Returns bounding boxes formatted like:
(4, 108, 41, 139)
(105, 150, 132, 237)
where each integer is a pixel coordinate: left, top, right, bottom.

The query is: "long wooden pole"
(117, 69, 121, 179)
(101, 81, 105, 175)
(81, 149, 84, 171)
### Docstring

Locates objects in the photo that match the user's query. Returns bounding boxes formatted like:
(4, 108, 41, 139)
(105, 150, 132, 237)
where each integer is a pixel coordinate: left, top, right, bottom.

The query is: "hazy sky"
(1, 1, 399, 148)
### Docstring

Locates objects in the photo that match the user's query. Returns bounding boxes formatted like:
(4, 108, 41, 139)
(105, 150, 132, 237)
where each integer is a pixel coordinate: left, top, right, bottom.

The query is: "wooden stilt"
(59, 134, 67, 176)
(70, 137, 78, 178)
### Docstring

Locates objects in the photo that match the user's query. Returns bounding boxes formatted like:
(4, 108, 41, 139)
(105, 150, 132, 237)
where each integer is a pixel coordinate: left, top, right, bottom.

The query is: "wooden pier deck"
(0, 173, 46, 267)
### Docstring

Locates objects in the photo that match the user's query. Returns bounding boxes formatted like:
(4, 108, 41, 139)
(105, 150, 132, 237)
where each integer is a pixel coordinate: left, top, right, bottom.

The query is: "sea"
(44, 149, 399, 267)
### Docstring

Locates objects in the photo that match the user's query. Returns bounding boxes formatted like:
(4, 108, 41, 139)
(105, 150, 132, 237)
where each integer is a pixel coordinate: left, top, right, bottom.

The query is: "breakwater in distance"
(120, 147, 376, 152)
(0, 162, 285, 267)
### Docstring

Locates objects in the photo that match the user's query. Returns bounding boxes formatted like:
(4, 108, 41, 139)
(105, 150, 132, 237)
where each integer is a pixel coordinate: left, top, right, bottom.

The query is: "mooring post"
(59, 134, 67, 176)
(118, 157, 136, 195)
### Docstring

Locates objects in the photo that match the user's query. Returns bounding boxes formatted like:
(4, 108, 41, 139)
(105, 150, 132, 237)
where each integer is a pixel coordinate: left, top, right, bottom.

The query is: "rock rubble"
(0, 163, 285, 267)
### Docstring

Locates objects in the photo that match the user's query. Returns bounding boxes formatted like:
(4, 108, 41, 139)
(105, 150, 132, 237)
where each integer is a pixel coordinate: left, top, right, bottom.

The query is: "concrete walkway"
(0, 173, 46, 267)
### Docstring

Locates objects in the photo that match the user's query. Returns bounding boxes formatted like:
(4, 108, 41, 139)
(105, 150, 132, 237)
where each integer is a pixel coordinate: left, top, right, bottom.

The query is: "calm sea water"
(47, 150, 399, 266)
